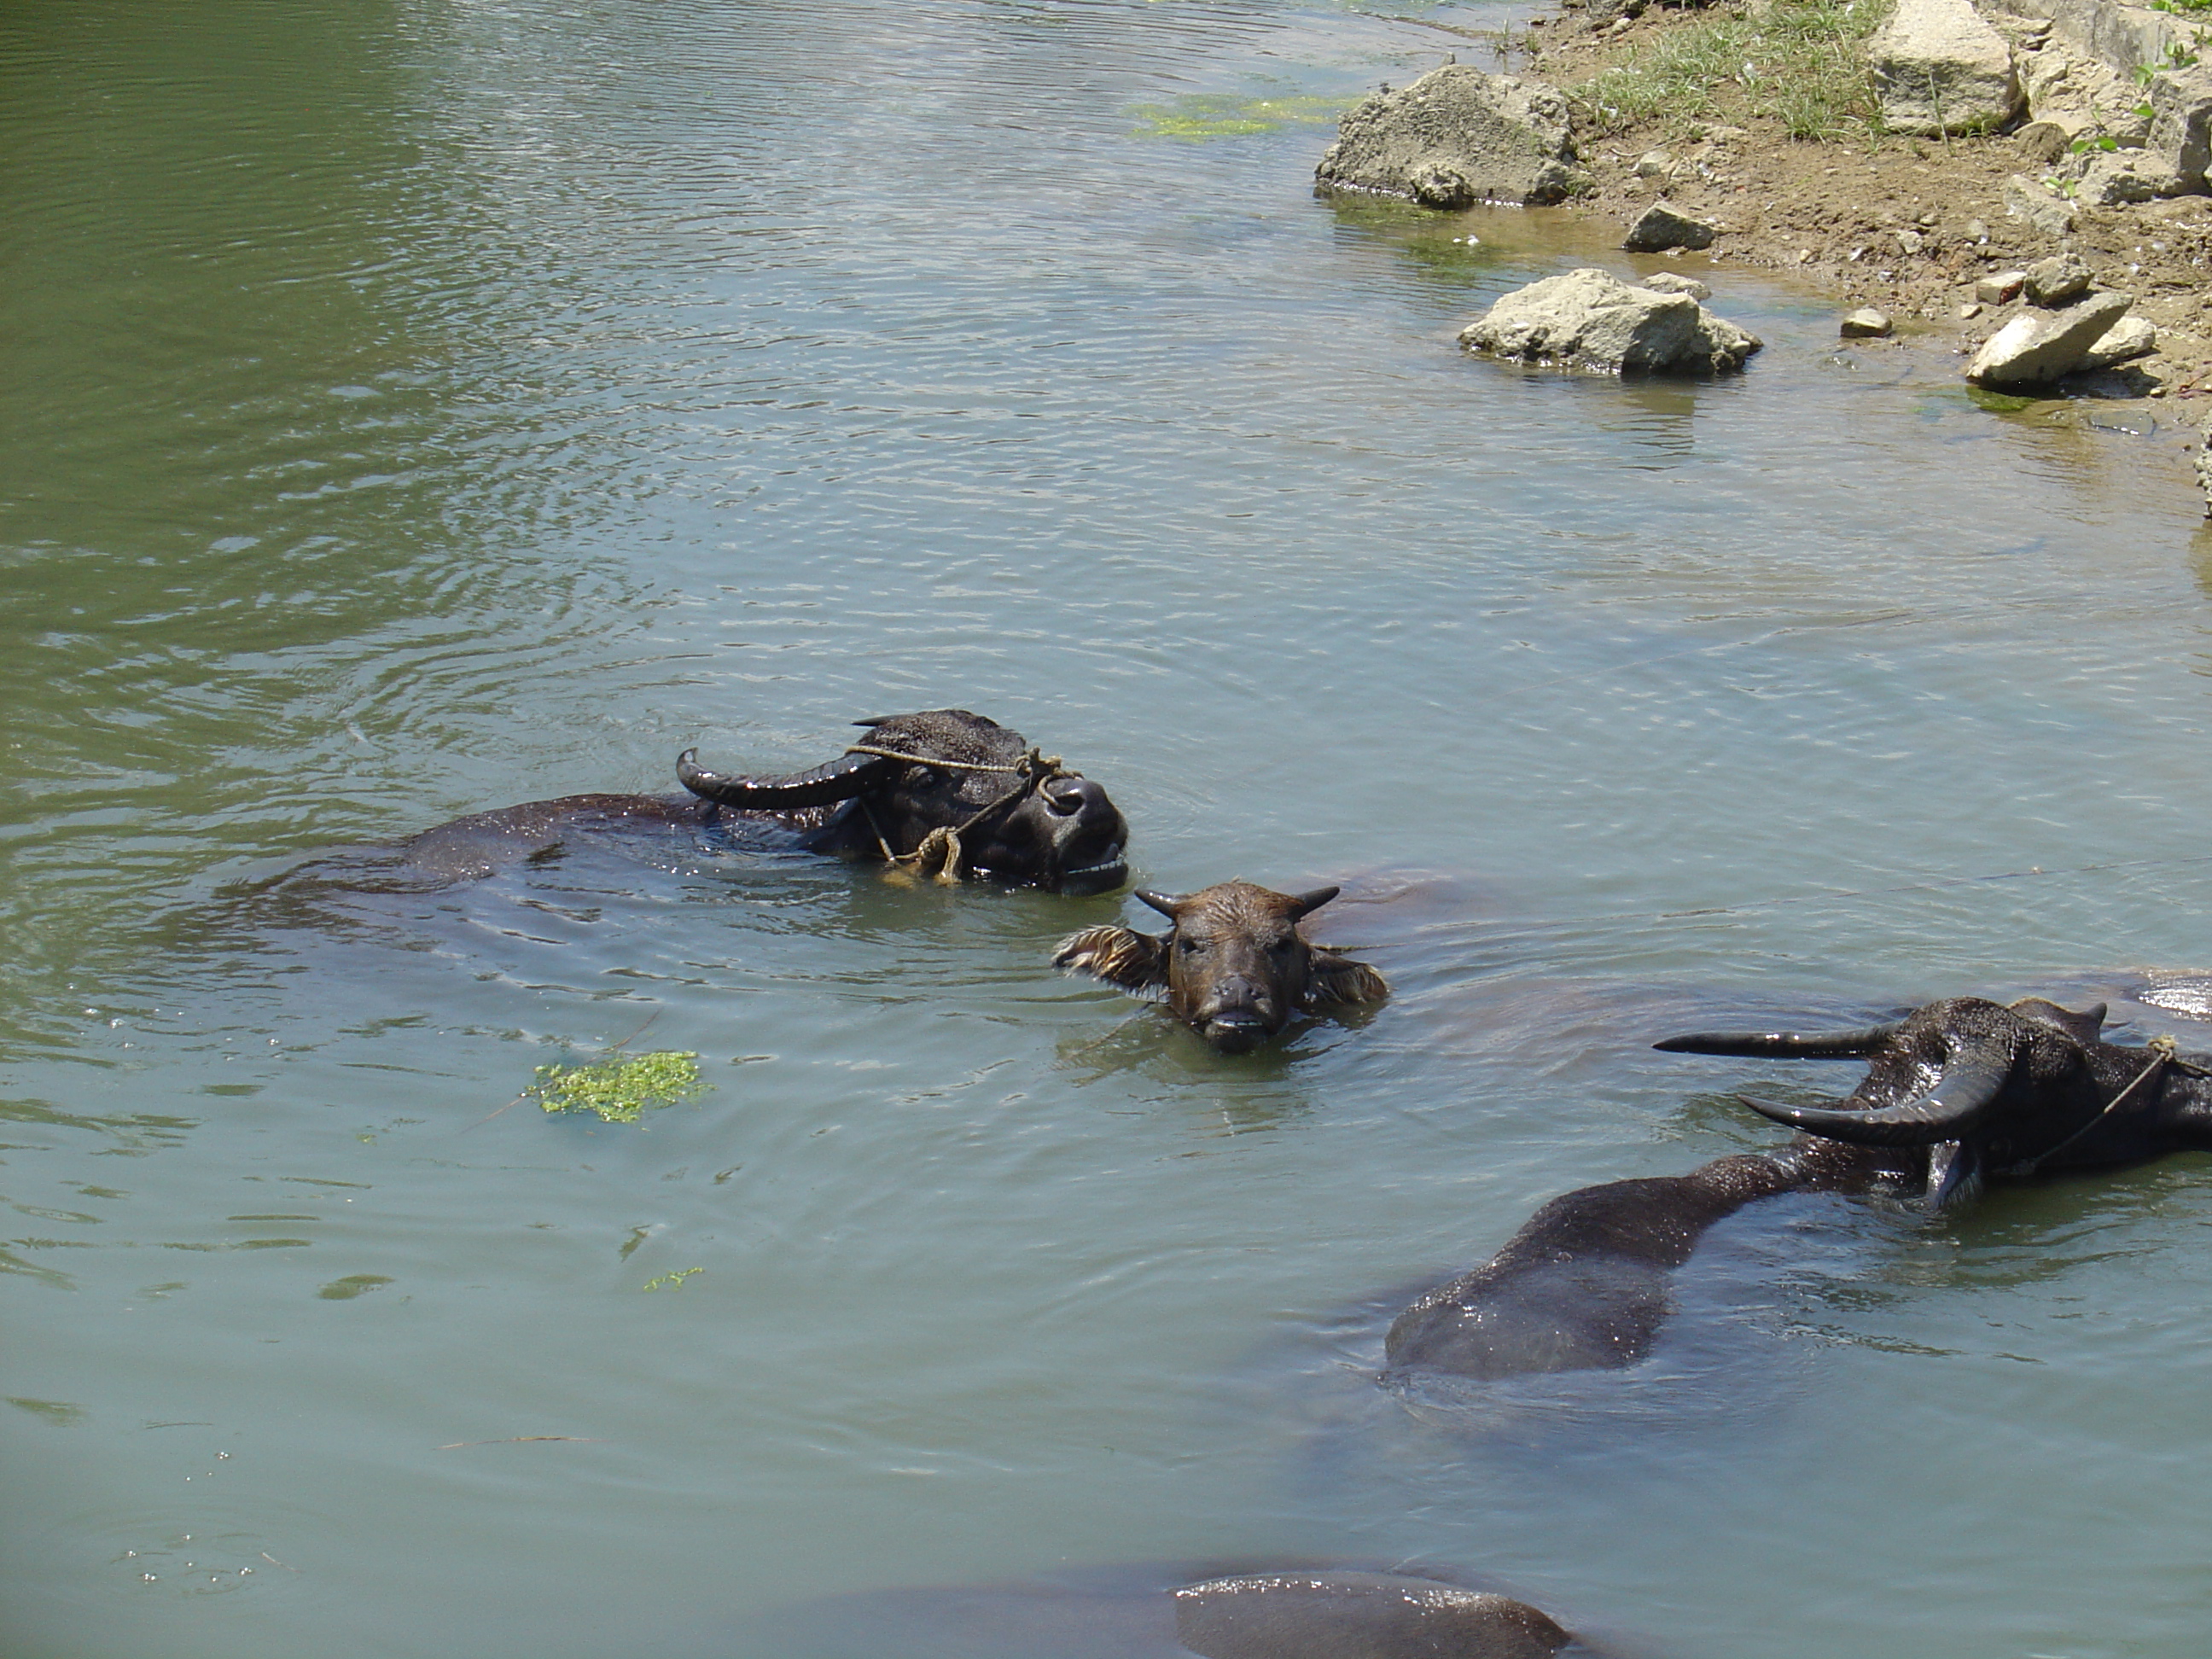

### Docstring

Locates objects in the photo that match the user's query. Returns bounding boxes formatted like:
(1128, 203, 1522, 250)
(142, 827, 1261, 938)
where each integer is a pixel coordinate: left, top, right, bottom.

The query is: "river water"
(6, 1, 2212, 1655)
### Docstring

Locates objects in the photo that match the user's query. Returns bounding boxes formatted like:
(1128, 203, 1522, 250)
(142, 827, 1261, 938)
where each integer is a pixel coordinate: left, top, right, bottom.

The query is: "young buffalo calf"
(1053, 881, 1388, 1054)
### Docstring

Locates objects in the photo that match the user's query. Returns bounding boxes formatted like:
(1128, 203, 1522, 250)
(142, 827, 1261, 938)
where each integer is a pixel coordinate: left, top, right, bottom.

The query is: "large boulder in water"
(1315, 67, 1581, 207)
(1459, 267, 1762, 375)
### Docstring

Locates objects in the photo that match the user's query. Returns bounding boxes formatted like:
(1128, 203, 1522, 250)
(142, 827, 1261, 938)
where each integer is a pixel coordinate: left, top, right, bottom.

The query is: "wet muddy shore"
(1378, 0, 2212, 503)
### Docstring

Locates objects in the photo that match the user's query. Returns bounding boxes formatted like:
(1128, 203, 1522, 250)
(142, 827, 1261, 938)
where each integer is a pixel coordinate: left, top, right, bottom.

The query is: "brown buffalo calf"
(1053, 881, 1388, 1054)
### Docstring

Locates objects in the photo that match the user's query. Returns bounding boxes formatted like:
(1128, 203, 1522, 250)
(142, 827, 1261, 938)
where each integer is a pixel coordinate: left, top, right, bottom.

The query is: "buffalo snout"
(1043, 776, 1109, 817)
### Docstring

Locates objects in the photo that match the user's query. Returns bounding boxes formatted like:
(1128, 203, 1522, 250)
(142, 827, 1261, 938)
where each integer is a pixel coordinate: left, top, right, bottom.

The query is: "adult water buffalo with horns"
(393, 708, 1129, 892)
(1387, 996, 2212, 1382)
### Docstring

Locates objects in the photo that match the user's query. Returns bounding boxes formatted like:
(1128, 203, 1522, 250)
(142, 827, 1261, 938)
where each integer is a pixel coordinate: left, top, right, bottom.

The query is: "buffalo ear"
(1304, 949, 1388, 1009)
(2008, 997, 2106, 1046)
(1053, 926, 1170, 995)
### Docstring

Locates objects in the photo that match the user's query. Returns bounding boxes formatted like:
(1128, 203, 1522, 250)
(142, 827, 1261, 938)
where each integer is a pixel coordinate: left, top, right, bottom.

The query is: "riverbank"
(1497, 0, 2212, 405)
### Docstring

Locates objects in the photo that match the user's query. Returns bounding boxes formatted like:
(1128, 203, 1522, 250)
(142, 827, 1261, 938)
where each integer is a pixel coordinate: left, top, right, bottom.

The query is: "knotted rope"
(840, 744, 1072, 886)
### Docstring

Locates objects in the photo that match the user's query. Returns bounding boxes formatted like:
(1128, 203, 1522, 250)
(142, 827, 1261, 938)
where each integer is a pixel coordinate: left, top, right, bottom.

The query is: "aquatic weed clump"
(1130, 93, 1345, 139)
(532, 1051, 707, 1123)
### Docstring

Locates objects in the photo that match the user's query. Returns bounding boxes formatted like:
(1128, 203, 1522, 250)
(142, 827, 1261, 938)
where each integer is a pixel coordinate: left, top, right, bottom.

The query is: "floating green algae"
(1963, 386, 2043, 416)
(8, 1396, 87, 1427)
(533, 1051, 706, 1124)
(642, 1267, 703, 1292)
(318, 1274, 393, 1301)
(1130, 94, 1343, 139)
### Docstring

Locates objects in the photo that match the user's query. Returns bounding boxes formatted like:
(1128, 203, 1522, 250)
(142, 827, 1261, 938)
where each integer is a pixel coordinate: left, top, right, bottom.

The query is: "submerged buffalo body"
(1052, 881, 1388, 1053)
(1388, 996, 2212, 1382)
(757, 1561, 1582, 1659)
(392, 709, 1129, 893)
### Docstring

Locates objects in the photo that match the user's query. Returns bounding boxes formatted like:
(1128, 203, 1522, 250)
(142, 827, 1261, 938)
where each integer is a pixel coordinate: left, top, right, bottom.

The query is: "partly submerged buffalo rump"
(395, 709, 1129, 892)
(756, 1558, 1581, 1659)
(1053, 881, 1388, 1053)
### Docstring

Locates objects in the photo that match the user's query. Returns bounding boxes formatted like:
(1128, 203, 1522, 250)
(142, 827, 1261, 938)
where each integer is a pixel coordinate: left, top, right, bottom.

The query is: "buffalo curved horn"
(676, 748, 895, 810)
(1137, 889, 1186, 918)
(1654, 1023, 1902, 1057)
(1734, 1045, 2015, 1148)
(1287, 885, 1342, 919)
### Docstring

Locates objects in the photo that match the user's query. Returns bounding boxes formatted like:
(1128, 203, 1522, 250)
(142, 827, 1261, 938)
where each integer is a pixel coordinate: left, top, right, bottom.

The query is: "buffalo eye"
(1178, 935, 1202, 954)
(1267, 937, 1295, 957)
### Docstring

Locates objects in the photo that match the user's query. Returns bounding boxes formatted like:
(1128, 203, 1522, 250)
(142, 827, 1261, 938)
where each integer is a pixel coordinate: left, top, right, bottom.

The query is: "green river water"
(5, 1, 2212, 1655)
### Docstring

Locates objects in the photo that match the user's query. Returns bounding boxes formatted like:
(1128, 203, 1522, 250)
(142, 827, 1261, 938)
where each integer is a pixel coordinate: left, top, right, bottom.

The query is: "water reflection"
(0, 0, 678, 1033)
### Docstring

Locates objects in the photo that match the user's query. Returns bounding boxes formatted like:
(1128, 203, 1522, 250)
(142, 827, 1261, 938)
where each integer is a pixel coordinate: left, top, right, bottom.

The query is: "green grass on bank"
(1571, 0, 1892, 142)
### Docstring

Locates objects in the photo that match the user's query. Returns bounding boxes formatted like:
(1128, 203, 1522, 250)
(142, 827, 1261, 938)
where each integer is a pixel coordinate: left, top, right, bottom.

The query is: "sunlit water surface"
(6, 1, 2212, 1655)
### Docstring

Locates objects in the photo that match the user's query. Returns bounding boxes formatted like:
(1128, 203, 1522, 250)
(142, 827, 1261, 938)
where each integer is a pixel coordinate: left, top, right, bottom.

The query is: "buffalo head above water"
(1052, 880, 1388, 1053)
(677, 708, 1129, 894)
(377, 707, 1126, 891)
(1658, 994, 2212, 1207)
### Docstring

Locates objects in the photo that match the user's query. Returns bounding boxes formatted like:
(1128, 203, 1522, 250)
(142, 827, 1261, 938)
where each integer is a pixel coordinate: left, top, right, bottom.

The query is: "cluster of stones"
(1313, 0, 2203, 434)
(1965, 250, 2156, 385)
(1316, 65, 1760, 375)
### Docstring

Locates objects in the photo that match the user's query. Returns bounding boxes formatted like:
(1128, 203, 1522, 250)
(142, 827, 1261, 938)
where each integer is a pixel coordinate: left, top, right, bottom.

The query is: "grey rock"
(1408, 166, 1477, 208)
(2075, 312, 2157, 369)
(2023, 251, 2092, 304)
(2004, 172, 2078, 236)
(1895, 227, 1926, 255)
(1460, 266, 1763, 375)
(2071, 148, 2186, 204)
(1640, 271, 1711, 298)
(1870, 0, 2023, 134)
(2017, 110, 2094, 162)
(1841, 306, 1895, 337)
(2001, 0, 2212, 190)
(2198, 422, 2212, 517)
(1315, 67, 1580, 207)
(1633, 148, 1674, 178)
(2146, 61, 2212, 194)
(1976, 268, 2028, 303)
(1173, 1572, 1573, 1659)
(1622, 200, 1719, 252)
(1965, 288, 2133, 386)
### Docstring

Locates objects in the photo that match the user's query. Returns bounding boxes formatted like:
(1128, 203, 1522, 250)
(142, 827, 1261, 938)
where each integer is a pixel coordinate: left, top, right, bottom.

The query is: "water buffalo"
(1386, 995, 2212, 1381)
(755, 1559, 1585, 1658)
(391, 708, 1130, 893)
(1052, 882, 1388, 1053)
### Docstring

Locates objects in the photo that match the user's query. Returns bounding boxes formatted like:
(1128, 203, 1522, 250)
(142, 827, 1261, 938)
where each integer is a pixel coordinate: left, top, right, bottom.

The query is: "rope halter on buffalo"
(840, 742, 1073, 885)
(2005, 1035, 2209, 1177)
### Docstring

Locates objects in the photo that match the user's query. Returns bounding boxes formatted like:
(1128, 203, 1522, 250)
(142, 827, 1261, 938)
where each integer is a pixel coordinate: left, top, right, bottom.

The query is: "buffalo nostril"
(1045, 777, 1099, 817)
